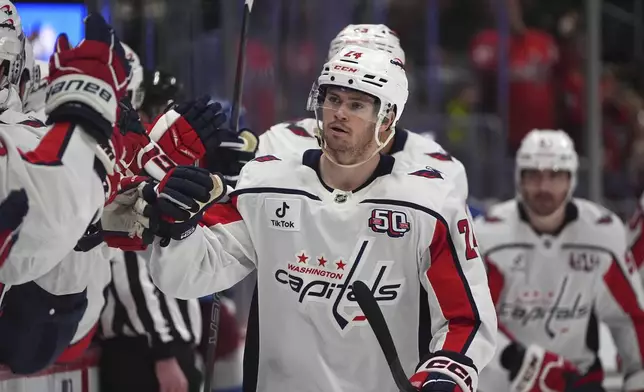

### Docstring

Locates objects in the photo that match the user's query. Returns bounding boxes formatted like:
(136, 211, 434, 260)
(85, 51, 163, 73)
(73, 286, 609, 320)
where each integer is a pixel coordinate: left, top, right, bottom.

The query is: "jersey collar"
(517, 201, 579, 236)
(302, 149, 395, 193)
(387, 127, 408, 156)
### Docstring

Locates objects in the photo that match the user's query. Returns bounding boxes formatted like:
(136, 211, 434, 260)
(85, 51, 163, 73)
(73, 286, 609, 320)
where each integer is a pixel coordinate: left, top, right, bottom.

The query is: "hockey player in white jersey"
(474, 129, 644, 392)
(0, 8, 133, 282)
(259, 24, 469, 201)
(142, 45, 496, 392)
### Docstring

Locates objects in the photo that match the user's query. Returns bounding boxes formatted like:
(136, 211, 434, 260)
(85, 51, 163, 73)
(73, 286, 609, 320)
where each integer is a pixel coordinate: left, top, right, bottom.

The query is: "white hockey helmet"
(0, 0, 24, 89)
(19, 38, 33, 102)
(328, 24, 405, 65)
(121, 42, 144, 109)
(308, 45, 408, 162)
(515, 129, 579, 196)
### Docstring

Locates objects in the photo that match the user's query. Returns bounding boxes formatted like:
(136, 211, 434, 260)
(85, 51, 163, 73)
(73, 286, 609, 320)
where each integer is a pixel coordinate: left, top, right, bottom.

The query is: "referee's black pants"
(99, 336, 202, 392)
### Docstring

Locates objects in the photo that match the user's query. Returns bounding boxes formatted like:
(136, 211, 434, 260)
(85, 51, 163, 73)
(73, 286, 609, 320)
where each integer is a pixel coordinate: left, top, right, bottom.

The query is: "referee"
(98, 251, 203, 392)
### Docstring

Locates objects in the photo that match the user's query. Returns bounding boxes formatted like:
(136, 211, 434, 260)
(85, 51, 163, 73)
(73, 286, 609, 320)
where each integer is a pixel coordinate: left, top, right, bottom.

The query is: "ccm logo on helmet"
(333, 64, 358, 73)
(47, 79, 113, 103)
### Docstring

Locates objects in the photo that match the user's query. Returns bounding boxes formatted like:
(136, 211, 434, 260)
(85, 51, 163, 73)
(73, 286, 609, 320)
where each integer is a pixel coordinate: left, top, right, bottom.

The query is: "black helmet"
(139, 69, 184, 120)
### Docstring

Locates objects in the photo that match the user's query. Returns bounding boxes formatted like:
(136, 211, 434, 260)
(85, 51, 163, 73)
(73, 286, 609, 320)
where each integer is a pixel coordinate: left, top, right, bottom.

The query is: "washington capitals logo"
(426, 152, 452, 161)
(409, 167, 443, 179)
(390, 58, 404, 69)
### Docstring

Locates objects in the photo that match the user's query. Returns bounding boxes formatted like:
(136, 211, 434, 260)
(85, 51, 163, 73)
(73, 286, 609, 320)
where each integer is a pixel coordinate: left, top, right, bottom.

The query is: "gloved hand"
(148, 95, 228, 166)
(410, 351, 477, 392)
(101, 176, 156, 251)
(76, 175, 156, 252)
(502, 343, 579, 392)
(113, 97, 177, 180)
(142, 166, 226, 244)
(202, 127, 258, 186)
(46, 13, 131, 145)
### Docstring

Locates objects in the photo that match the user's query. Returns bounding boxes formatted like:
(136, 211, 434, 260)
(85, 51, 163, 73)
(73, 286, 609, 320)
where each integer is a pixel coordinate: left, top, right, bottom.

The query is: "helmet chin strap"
(315, 115, 395, 169)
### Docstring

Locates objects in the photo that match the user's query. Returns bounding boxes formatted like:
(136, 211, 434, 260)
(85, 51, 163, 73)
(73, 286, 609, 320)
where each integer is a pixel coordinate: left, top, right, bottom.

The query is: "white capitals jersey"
(474, 199, 644, 392)
(258, 118, 469, 201)
(148, 150, 496, 392)
(0, 87, 104, 286)
(627, 192, 644, 282)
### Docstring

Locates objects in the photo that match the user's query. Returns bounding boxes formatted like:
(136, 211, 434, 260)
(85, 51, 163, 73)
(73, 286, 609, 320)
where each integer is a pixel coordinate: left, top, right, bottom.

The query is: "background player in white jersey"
(474, 129, 644, 392)
(259, 24, 469, 201)
(140, 45, 496, 392)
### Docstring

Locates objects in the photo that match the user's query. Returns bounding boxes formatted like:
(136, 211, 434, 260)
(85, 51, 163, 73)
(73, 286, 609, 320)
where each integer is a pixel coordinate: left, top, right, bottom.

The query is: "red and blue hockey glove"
(502, 343, 579, 392)
(410, 351, 477, 392)
(46, 13, 131, 145)
(202, 127, 258, 186)
(148, 95, 228, 166)
(142, 166, 226, 243)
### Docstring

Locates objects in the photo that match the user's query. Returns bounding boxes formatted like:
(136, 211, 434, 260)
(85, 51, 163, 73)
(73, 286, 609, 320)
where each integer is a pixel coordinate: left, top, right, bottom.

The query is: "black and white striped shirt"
(100, 251, 202, 352)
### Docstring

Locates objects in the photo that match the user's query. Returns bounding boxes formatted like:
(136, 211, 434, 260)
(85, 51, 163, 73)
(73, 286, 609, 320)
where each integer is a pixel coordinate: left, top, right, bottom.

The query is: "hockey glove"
(101, 175, 156, 250)
(142, 166, 226, 243)
(202, 127, 258, 186)
(113, 97, 177, 179)
(46, 13, 131, 145)
(410, 351, 477, 392)
(148, 95, 228, 166)
(502, 343, 579, 392)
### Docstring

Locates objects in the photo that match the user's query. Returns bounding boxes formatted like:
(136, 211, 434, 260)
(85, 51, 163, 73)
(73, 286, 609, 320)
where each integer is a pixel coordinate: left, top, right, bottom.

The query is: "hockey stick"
(202, 2, 254, 392)
(352, 280, 417, 392)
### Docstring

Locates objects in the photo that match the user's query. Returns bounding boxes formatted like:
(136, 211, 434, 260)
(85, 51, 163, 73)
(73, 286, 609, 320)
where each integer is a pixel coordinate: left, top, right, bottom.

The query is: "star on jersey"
(318, 256, 327, 267)
(297, 253, 308, 263)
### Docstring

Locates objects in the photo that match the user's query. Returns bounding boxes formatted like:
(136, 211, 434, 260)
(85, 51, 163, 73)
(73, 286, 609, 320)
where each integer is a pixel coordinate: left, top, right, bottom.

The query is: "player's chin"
(528, 202, 560, 217)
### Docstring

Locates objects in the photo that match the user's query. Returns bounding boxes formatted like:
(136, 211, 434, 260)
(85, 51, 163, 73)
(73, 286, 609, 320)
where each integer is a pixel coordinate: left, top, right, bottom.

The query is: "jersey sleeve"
(148, 164, 258, 299)
(419, 193, 497, 372)
(594, 223, 644, 379)
(0, 123, 105, 284)
(626, 204, 644, 278)
(257, 126, 281, 157)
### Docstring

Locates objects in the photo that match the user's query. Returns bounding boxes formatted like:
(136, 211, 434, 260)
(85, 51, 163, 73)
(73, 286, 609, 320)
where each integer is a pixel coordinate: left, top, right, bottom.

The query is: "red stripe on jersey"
(200, 195, 242, 227)
(630, 210, 644, 268)
(484, 258, 518, 340)
(20, 122, 75, 165)
(603, 259, 644, 362)
(426, 220, 478, 354)
(485, 257, 504, 306)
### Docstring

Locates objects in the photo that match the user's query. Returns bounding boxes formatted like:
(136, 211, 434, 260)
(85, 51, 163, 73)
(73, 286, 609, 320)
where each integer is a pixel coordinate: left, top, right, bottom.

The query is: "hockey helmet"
(121, 43, 144, 110)
(328, 24, 405, 65)
(515, 129, 579, 197)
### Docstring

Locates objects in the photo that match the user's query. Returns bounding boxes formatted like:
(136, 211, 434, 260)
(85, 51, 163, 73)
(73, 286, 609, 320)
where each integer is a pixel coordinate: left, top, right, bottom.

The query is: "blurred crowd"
(128, 0, 642, 216)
